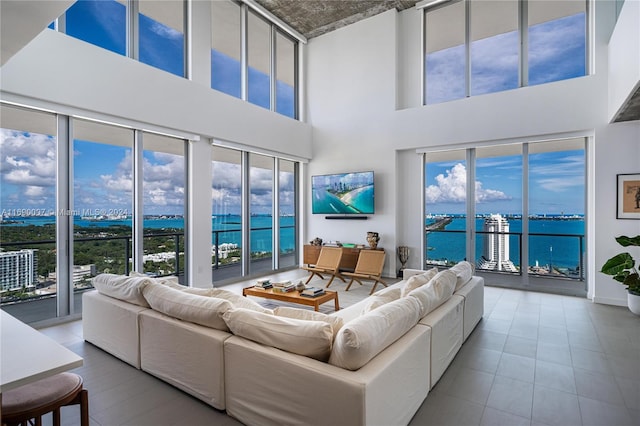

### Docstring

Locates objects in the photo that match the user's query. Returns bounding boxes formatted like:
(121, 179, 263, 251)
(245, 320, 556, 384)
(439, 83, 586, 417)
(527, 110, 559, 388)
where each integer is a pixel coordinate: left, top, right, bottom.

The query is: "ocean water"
(2, 215, 584, 266)
(426, 217, 585, 269)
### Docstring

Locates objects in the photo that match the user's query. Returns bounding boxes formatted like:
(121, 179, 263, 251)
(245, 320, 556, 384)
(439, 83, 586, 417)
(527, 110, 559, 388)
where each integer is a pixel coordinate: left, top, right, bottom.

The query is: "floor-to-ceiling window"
(475, 145, 523, 275)
(211, 146, 298, 284)
(424, 138, 586, 296)
(142, 133, 185, 279)
(528, 139, 585, 282)
(211, 146, 243, 284)
(278, 159, 297, 268)
(72, 119, 134, 315)
(249, 153, 274, 274)
(0, 105, 59, 323)
(424, 149, 468, 266)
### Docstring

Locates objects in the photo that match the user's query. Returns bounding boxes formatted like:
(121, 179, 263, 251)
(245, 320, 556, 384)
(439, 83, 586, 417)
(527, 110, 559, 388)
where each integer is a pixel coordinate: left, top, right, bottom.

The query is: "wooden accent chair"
(301, 246, 346, 288)
(344, 250, 388, 295)
(1, 372, 89, 426)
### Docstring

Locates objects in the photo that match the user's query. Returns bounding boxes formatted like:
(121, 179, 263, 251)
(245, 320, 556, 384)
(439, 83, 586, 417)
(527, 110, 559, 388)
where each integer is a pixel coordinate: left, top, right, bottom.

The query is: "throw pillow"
(449, 261, 474, 291)
(328, 296, 421, 371)
(407, 269, 456, 318)
(92, 273, 152, 307)
(183, 287, 273, 314)
(273, 306, 344, 338)
(222, 308, 333, 361)
(401, 267, 438, 297)
(361, 287, 401, 313)
(142, 282, 233, 331)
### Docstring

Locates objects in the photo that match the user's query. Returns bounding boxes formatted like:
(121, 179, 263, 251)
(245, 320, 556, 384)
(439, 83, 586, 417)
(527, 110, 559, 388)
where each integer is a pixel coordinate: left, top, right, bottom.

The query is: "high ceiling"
(254, 0, 418, 39)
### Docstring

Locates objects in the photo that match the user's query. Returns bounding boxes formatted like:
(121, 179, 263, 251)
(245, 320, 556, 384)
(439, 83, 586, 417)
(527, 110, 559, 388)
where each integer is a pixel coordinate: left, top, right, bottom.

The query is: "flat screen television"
(312, 171, 375, 215)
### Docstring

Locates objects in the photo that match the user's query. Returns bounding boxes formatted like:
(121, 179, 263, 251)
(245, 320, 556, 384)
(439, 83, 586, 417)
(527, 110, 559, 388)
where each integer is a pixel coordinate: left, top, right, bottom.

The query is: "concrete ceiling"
(255, 0, 418, 39)
(613, 84, 640, 123)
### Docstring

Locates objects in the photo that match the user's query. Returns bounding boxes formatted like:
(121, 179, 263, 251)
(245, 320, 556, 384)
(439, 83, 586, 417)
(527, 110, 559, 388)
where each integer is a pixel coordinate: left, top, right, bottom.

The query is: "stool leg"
(79, 390, 89, 426)
(52, 408, 60, 426)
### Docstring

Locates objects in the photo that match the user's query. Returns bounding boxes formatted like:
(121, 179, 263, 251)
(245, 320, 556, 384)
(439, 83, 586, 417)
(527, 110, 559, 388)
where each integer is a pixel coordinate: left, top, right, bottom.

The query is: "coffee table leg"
(334, 293, 340, 311)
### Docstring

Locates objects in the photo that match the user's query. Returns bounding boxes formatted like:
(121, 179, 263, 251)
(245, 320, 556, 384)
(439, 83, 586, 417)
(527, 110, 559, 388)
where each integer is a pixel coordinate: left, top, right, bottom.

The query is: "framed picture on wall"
(617, 173, 640, 219)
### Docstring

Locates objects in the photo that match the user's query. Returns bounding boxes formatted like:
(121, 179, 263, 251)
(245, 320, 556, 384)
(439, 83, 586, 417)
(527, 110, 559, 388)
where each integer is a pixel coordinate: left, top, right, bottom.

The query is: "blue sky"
(426, 12, 585, 104)
(0, 1, 585, 217)
(425, 149, 585, 215)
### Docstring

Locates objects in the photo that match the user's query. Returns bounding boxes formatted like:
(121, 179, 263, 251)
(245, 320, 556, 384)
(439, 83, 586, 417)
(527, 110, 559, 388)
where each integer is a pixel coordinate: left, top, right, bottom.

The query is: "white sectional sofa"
(82, 262, 483, 425)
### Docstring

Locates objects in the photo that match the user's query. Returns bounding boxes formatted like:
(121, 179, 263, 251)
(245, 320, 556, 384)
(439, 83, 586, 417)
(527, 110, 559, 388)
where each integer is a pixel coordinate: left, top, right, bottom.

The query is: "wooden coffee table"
(242, 286, 340, 312)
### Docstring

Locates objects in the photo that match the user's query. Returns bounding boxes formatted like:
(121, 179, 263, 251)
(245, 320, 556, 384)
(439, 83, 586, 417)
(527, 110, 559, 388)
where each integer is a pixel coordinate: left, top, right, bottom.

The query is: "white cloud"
(426, 163, 510, 204)
(142, 152, 185, 210)
(150, 21, 182, 40)
(0, 130, 56, 207)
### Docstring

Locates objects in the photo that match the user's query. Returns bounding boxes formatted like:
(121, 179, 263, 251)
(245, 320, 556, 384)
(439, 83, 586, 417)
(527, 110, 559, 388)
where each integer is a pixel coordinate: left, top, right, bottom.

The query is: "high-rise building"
(0, 249, 38, 292)
(477, 214, 518, 273)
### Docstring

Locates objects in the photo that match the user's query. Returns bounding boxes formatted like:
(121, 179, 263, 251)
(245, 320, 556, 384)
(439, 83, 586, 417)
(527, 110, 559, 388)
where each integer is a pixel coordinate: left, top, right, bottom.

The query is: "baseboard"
(592, 296, 627, 307)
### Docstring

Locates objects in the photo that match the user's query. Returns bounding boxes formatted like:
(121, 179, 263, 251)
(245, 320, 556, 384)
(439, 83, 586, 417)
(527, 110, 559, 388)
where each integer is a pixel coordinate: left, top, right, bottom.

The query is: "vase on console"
(366, 232, 380, 249)
(397, 246, 409, 278)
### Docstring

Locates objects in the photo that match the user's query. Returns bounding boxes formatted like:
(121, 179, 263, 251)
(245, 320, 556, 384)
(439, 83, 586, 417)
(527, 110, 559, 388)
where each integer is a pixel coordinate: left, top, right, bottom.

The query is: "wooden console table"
(303, 244, 383, 271)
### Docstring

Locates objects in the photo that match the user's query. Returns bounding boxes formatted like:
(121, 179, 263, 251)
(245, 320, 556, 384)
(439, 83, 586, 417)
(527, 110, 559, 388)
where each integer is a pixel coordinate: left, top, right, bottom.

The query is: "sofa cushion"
(129, 271, 184, 289)
(273, 306, 344, 338)
(142, 282, 232, 331)
(92, 273, 152, 307)
(222, 308, 333, 361)
(407, 269, 456, 318)
(328, 296, 421, 370)
(449, 261, 474, 291)
(182, 288, 273, 314)
(361, 287, 402, 313)
(401, 267, 438, 297)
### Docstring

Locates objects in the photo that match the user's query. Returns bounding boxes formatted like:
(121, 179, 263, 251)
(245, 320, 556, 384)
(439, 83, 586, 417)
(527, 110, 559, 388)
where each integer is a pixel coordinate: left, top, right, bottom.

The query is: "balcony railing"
(1, 225, 297, 303)
(425, 229, 585, 281)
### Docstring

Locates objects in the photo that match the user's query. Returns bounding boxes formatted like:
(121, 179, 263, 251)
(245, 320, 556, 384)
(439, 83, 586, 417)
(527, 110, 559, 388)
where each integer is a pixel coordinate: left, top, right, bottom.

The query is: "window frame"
(422, 0, 590, 105)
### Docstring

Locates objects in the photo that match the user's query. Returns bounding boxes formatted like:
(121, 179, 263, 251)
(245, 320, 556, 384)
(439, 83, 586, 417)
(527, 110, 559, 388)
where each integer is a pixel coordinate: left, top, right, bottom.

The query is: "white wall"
(306, 1, 639, 304)
(305, 10, 401, 276)
(593, 120, 640, 305)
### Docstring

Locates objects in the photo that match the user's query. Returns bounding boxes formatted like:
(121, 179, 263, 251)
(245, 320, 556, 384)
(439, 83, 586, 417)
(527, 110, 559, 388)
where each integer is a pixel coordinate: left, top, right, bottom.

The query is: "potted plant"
(600, 235, 640, 315)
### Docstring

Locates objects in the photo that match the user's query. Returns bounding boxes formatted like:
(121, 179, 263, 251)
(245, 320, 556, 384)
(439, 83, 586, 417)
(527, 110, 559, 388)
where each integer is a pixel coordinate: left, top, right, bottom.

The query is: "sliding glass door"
(424, 139, 587, 296)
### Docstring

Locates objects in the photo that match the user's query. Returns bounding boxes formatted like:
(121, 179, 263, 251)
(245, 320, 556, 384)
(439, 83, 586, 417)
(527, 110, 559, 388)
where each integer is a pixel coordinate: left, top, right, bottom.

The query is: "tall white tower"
(477, 214, 517, 272)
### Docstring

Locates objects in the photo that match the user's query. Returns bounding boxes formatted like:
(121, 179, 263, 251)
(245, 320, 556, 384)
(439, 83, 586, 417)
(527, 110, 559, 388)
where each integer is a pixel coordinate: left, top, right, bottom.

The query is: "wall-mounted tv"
(312, 171, 375, 215)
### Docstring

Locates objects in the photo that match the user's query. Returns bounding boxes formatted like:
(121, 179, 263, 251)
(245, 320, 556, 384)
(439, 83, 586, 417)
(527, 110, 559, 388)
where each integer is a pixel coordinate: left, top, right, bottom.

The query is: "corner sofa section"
(82, 263, 483, 425)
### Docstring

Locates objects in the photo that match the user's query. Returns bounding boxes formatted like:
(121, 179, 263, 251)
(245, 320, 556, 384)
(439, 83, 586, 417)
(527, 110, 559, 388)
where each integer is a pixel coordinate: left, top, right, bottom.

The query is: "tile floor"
(35, 284, 639, 426)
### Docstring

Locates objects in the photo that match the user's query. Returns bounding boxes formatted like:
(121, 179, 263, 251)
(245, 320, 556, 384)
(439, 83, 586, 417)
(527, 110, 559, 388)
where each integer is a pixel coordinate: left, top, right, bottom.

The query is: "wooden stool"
(1, 372, 88, 426)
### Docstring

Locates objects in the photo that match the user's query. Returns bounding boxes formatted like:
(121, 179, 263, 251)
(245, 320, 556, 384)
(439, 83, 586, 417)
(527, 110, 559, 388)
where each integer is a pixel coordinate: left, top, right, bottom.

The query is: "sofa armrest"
(224, 326, 431, 426)
(82, 290, 148, 369)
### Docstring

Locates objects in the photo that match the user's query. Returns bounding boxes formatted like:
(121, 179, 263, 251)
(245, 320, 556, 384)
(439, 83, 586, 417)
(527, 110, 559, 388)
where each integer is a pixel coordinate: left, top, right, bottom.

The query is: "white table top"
(1, 310, 83, 393)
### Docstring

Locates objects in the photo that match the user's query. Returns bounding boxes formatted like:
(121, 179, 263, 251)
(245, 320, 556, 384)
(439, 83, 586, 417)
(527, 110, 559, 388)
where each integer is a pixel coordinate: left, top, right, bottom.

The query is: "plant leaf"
(616, 235, 640, 247)
(623, 272, 640, 287)
(600, 253, 634, 275)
